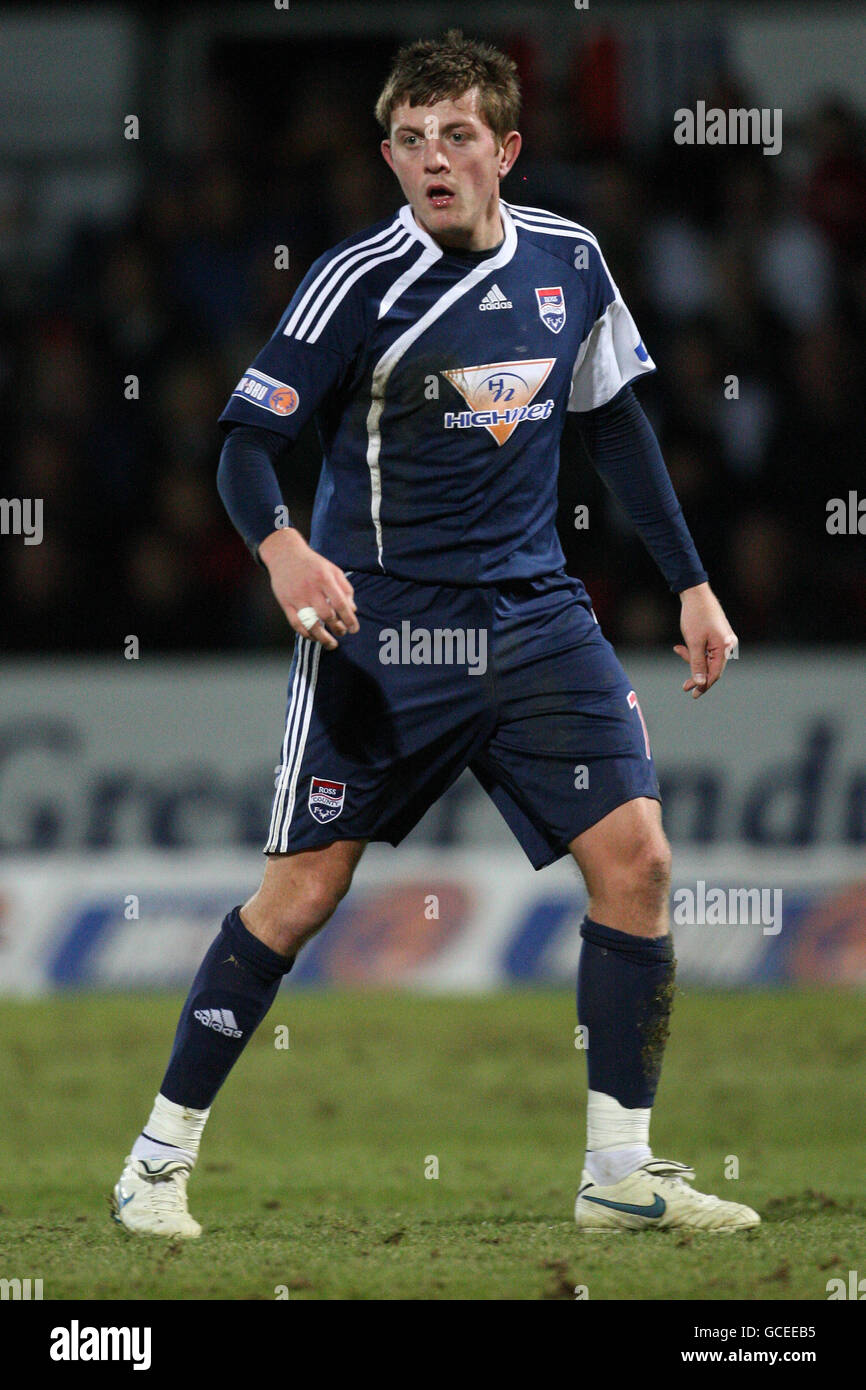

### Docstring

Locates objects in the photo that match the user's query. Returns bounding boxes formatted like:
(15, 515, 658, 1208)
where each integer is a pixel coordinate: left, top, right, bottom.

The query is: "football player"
(113, 29, 757, 1238)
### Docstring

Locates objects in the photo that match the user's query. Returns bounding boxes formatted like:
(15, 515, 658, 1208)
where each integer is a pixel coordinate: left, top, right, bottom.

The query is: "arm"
(216, 424, 288, 562)
(216, 236, 371, 648)
(571, 384, 706, 595)
(217, 424, 357, 648)
(572, 385, 737, 697)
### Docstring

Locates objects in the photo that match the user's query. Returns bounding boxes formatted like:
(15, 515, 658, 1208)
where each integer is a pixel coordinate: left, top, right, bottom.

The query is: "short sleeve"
(567, 240, 656, 413)
(218, 248, 367, 440)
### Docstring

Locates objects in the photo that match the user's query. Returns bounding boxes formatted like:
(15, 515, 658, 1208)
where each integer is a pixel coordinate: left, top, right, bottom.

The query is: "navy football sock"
(577, 915, 676, 1109)
(160, 905, 294, 1110)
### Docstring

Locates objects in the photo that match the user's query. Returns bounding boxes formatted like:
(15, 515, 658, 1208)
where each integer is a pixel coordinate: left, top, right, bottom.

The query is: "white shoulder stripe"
(304, 233, 415, 344)
(505, 202, 599, 241)
(294, 227, 411, 341)
(509, 211, 600, 250)
(509, 203, 628, 328)
(283, 217, 402, 339)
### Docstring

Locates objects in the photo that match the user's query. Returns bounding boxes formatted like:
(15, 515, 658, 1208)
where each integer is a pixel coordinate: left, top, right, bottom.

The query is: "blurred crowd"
(2, 55, 865, 653)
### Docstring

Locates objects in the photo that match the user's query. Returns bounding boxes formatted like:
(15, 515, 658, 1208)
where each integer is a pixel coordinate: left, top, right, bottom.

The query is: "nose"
(424, 141, 450, 172)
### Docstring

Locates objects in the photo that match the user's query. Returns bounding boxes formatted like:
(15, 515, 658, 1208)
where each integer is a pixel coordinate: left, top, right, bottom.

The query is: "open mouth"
(426, 184, 455, 209)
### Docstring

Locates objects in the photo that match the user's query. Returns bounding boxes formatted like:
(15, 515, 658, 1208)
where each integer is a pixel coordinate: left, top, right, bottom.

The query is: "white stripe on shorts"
(277, 640, 321, 850)
(266, 637, 321, 853)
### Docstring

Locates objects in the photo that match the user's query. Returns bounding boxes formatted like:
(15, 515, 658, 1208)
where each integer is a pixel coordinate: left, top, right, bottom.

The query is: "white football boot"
(575, 1157, 760, 1232)
(111, 1155, 201, 1238)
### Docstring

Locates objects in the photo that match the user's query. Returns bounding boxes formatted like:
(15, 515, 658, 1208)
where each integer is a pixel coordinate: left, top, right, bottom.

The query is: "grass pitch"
(0, 989, 862, 1301)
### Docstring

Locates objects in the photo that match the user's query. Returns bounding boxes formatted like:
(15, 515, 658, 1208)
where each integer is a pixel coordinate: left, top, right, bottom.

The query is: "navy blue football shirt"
(218, 200, 656, 584)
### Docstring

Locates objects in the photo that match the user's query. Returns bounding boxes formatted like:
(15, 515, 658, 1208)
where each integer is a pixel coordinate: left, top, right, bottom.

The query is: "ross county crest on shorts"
(265, 571, 660, 868)
(308, 777, 346, 824)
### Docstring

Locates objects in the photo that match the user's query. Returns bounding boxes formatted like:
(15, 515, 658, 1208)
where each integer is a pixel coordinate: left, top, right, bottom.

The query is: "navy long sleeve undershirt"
(570, 385, 708, 594)
(216, 425, 287, 563)
(217, 387, 708, 592)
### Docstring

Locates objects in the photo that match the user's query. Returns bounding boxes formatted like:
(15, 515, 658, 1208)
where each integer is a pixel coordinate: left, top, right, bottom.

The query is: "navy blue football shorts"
(265, 569, 661, 869)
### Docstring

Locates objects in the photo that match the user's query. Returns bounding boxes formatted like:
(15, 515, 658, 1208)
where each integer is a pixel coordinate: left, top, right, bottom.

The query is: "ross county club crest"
(308, 776, 346, 824)
(535, 285, 566, 334)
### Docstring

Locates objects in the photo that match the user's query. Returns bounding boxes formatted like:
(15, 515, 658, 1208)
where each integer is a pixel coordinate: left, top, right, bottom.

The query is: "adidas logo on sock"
(478, 283, 513, 310)
(194, 1007, 243, 1038)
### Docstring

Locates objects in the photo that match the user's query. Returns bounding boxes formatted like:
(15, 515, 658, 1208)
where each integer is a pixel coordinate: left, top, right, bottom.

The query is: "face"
(381, 88, 520, 251)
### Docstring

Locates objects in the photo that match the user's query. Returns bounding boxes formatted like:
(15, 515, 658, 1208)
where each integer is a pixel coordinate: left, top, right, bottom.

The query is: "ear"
(381, 139, 396, 173)
(498, 129, 522, 179)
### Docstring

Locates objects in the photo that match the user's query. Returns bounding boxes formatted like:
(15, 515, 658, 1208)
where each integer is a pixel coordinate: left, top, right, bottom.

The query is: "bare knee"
(594, 831, 669, 918)
(288, 867, 351, 929)
(243, 871, 348, 956)
(631, 833, 672, 909)
(572, 804, 672, 936)
(241, 843, 363, 956)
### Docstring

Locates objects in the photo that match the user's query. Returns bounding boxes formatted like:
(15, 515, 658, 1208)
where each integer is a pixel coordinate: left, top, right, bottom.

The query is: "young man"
(113, 30, 758, 1238)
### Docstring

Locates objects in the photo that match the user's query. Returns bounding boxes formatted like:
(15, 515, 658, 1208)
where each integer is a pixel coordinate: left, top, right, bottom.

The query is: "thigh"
(569, 795, 668, 889)
(471, 580, 661, 868)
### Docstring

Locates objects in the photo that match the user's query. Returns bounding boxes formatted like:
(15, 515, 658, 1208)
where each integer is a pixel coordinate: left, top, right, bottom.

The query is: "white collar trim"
(399, 201, 517, 265)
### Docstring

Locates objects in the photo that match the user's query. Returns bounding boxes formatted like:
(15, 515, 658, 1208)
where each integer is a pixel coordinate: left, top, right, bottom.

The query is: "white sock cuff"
(144, 1093, 211, 1158)
(586, 1090, 651, 1150)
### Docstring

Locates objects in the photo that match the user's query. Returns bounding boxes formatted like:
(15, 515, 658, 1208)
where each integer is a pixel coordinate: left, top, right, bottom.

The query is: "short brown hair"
(375, 28, 521, 145)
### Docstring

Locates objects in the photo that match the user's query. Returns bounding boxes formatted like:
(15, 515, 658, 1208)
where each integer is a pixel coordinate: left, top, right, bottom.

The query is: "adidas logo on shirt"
(194, 1007, 243, 1038)
(478, 283, 513, 311)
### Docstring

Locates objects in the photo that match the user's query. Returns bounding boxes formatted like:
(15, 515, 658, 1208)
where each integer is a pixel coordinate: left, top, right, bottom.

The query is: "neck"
(416, 206, 504, 253)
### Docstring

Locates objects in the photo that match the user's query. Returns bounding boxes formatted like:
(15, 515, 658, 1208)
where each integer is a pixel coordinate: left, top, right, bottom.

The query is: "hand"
(674, 582, 738, 699)
(258, 527, 359, 650)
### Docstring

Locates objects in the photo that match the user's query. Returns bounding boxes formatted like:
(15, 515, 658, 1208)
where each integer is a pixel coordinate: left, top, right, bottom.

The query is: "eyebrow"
(393, 119, 475, 135)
